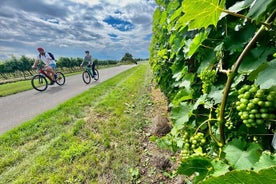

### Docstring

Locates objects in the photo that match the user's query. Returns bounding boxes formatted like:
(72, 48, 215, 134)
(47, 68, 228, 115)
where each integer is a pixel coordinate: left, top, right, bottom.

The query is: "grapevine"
(150, 0, 276, 182)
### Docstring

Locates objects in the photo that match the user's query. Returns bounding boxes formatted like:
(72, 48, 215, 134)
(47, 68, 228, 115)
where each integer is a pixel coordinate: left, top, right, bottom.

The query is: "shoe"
(54, 74, 57, 79)
(49, 81, 55, 85)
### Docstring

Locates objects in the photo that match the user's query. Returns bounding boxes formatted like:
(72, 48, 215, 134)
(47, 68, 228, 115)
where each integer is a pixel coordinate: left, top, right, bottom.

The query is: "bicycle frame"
(85, 66, 94, 77)
(38, 68, 54, 81)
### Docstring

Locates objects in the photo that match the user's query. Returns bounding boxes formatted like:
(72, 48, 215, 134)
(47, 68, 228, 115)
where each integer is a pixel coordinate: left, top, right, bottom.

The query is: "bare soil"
(137, 85, 187, 184)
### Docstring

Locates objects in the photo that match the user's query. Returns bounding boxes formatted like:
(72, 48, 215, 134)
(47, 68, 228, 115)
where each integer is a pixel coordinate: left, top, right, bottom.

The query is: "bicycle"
(82, 65, 99, 84)
(31, 67, 66, 91)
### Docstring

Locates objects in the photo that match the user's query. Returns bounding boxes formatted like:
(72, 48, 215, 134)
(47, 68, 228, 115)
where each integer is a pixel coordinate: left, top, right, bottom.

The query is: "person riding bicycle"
(80, 50, 96, 76)
(32, 47, 56, 85)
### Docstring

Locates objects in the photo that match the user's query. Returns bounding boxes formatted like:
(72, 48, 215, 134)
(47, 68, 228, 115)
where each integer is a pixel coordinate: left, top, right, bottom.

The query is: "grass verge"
(0, 80, 33, 97)
(0, 63, 154, 183)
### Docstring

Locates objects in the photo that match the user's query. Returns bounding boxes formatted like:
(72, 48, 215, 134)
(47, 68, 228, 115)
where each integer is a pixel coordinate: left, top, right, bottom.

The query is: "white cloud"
(70, 0, 101, 6)
(0, 0, 156, 60)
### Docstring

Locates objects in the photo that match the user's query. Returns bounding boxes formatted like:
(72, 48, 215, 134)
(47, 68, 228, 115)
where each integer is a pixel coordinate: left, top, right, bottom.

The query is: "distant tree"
(58, 57, 72, 68)
(121, 53, 137, 64)
(94, 59, 99, 66)
(18, 56, 34, 78)
(5, 56, 19, 73)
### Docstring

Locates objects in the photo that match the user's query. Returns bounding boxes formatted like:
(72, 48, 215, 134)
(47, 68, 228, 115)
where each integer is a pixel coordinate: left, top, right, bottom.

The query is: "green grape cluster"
(180, 132, 192, 158)
(236, 84, 276, 127)
(189, 132, 206, 149)
(216, 104, 237, 130)
(199, 68, 216, 94)
(225, 120, 234, 129)
(180, 132, 207, 159)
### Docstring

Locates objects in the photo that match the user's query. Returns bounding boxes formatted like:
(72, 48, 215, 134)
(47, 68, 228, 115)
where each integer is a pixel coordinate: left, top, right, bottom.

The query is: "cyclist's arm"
(32, 59, 39, 68)
(80, 58, 85, 67)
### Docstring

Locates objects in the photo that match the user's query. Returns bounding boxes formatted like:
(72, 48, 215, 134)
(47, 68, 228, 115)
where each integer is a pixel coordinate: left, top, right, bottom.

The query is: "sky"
(0, 0, 156, 61)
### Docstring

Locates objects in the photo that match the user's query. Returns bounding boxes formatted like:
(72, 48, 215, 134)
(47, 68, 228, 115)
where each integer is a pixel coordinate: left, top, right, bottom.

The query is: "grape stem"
(218, 9, 276, 145)
(217, 59, 229, 74)
(208, 120, 223, 147)
(194, 118, 217, 135)
(221, 9, 271, 28)
(194, 108, 222, 147)
(209, 108, 222, 147)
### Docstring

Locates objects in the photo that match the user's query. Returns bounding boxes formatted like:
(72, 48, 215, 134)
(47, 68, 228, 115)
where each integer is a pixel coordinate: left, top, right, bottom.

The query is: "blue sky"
(0, 0, 156, 61)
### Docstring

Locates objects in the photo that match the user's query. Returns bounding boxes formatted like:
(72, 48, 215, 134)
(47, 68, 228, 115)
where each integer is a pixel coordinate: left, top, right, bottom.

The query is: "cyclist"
(32, 47, 56, 85)
(80, 50, 96, 76)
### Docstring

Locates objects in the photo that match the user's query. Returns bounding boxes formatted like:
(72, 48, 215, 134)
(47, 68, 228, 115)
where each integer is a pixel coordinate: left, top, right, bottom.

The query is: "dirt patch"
(137, 85, 187, 184)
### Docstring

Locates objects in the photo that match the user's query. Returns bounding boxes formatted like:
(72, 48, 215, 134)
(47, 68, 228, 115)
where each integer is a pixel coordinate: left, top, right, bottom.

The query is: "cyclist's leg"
(46, 64, 55, 81)
(50, 63, 58, 79)
(88, 64, 94, 77)
(92, 62, 96, 75)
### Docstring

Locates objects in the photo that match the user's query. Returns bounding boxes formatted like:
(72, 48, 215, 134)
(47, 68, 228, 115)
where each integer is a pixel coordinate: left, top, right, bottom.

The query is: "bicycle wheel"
(93, 69, 99, 81)
(55, 72, 65, 86)
(31, 74, 48, 91)
(82, 71, 91, 84)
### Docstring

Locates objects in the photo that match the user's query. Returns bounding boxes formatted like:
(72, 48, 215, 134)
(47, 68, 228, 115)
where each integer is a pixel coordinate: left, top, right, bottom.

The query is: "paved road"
(0, 65, 136, 135)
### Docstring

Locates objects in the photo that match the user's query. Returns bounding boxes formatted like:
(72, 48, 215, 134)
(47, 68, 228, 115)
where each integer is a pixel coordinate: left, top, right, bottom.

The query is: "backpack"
(48, 52, 55, 60)
(39, 52, 55, 60)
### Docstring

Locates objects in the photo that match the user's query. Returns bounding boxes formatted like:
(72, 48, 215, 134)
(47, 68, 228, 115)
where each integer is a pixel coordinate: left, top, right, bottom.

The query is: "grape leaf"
(181, 0, 226, 30)
(239, 47, 275, 73)
(247, 0, 275, 22)
(170, 34, 186, 54)
(153, 8, 162, 25)
(247, 62, 268, 82)
(224, 139, 262, 170)
(171, 102, 193, 129)
(201, 166, 276, 184)
(254, 153, 276, 172)
(210, 159, 230, 177)
(220, 0, 255, 19)
(223, 25, 256, 54)
(256, 59, 276, 89)
(207, 86, 224, 104)
(178, 156, 213, 183)
(193, 94, 207, 110)
(159, 9, 168, 26)
(170, 7, 183, 23)
(172, 88, 193, 106)
(172, 67, 194, 90)
(157, 49, 169, 59)
(185, 30, 209, 59)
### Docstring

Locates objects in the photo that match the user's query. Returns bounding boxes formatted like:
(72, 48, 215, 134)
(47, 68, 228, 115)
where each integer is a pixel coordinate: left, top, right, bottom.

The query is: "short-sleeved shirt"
(83, 54, 93, 65)
(37, 52, 56, 65)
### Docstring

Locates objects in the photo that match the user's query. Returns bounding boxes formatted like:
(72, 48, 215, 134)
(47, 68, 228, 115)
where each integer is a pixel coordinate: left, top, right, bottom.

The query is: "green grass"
(0, 63, 153, 183)
(0, 80, 34, 97)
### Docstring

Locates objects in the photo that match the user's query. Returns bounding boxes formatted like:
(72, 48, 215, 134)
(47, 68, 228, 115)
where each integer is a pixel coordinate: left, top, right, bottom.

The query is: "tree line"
(0, 53, 142, 81)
